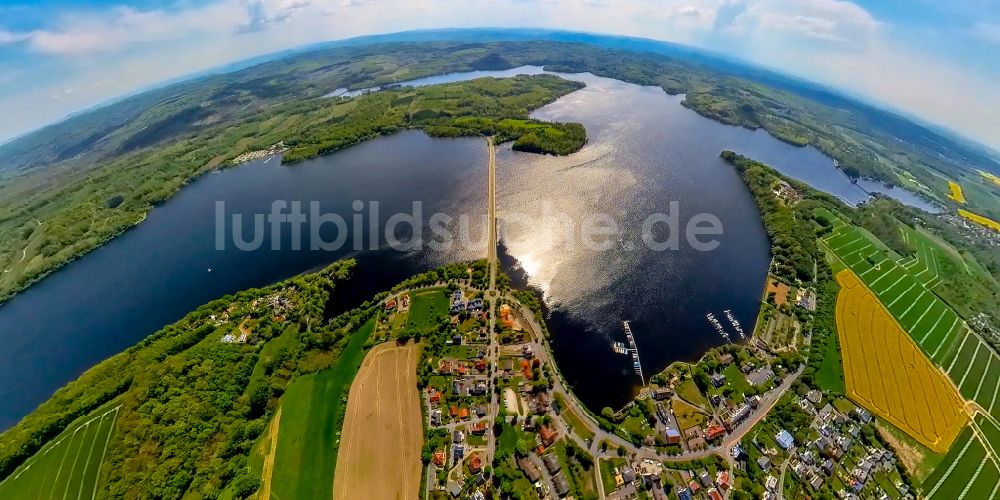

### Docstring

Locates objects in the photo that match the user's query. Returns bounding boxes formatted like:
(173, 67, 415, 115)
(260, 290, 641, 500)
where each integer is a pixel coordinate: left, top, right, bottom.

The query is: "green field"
(405, 288, 449, 334)
(899, 225, 946, 288)
(269, 318, 375, 500)
(921, 426, 1000, 499)
(0, 403, 120, 500)
(814, 330, 846, 393)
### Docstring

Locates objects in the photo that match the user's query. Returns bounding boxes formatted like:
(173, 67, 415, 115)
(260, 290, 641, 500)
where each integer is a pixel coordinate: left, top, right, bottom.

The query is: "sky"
(0, 0, 998, 149)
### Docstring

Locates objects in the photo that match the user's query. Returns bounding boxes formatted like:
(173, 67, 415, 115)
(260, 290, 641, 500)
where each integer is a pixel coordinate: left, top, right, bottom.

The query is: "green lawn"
(561, 407, 595, 442)
(270, 318, 375, 500)
(406, 289, 449, 333)
(814, 330, 846, 394)
(0, 400, 121, 500)
(722, 363, 752, 399)
(676, 378, 709, 409)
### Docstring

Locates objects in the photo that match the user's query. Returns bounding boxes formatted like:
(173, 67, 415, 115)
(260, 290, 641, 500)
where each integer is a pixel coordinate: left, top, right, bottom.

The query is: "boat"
(706, 313, 731, 342)
(724, 309, 745, 339)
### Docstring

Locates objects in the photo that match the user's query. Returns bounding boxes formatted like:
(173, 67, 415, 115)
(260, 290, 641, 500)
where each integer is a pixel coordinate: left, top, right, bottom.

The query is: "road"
(485, 136, 499, 467)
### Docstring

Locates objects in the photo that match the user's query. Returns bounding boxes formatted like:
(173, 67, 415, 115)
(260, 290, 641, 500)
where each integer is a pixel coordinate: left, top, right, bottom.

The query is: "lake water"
(0, 66, 936, 428)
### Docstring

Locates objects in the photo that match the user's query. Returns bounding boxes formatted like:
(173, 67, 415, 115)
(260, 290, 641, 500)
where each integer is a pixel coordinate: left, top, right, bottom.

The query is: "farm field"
(959, 209, 1000, 232)
(898, 225, 947, 288)
(0, 403, 120, 500)
(333, 341, 422, 500)
(937, 329, 1000, 420)
(834, 270, 965, 453)
(821, 217, 965, 359)
(270, 318, 374, 500)
(921, 425, 1000, 499)
(949, 181, 967, 204)
(981, 170, 1000, 188)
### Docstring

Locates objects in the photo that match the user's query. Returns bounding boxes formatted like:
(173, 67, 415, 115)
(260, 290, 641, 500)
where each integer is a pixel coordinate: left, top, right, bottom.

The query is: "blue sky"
(0, 0, 998, 149)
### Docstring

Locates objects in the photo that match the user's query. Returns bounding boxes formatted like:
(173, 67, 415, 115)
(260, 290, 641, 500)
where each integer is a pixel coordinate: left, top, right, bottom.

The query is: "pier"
(623, 321, 646, 386)
(724, 309, 745, 339)
(706, 313, 732, 343)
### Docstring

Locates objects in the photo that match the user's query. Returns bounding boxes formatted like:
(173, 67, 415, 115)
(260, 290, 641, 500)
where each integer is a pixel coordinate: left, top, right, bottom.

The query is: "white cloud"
(0, 0, 998, 147)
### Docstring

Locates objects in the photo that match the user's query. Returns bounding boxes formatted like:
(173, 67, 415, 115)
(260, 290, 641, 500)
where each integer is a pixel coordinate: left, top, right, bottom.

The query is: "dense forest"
(281, 74, 586, 163)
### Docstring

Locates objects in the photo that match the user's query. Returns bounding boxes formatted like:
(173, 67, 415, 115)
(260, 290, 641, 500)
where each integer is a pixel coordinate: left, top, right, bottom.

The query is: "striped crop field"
(822, 217, 1000, 422)
(822, 221, 963, 362)
(921, 425, 1000, 500)
(0, 404, 120, 500)
(898, 225, 945, 288)
(835, 270, 966, 452)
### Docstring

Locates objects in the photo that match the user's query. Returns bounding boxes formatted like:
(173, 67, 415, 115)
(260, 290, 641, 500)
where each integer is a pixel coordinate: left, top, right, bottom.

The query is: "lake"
(0, 66, 934, 428)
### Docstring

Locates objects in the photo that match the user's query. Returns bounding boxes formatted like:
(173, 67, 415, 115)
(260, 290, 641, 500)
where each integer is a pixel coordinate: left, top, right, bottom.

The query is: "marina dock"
(724, 309, 745, 339)
(623, 321, 646, 386)
(706, 313, 732, 343)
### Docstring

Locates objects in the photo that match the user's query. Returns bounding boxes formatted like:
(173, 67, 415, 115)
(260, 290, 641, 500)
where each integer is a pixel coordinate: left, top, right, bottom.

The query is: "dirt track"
(332, 342, 422, 500)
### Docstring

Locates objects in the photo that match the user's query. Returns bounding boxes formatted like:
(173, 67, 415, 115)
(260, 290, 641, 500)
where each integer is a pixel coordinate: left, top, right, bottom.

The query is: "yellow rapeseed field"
(958, 209, 1000, 232)
(979, 169, 1000, 187)
(947, 181, 967, 204)
(835, 270, 966, 453)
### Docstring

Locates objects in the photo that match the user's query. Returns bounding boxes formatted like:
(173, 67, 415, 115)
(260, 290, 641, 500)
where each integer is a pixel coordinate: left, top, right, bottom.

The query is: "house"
(806, 390, 822, 404)
(469, 453, 483, 473)
(822, 459, 835, 476)
(503, 358, 514, 373)
(459, 407, 470, 420)
(453, 444, 465, 461)
(471, 421, 487, 435)
(450, 405, 458, 418)
(453, 430, 465, 443)
(723, 404, 752, 430)
(470, 381, 488, 396)
(518, 457, 542, 482)
(470, 489, 485, 500)
(688, 481, 701, 494)
(707, 488, 723, 500)
(677, 487, 694, 500)
(433, 450, 446, 467)
(810, 473, 824, 490)
(447, 482, 463, 497)
(757, 456, 771, 471)
(475, 405, 487, 418)
(765, 475, 778, 491)
(429, 389, 441, 404)
(716, 470, 731, 490)
(776, 429, 795, 450)
(543, 453, 561, 473)
(621, 465, 636, 483)
(706, 424, 726, 441)
(439, 361, 453, 374)
(431, 409, 442, 425)
(552, 472, 570, 497)
(663, 428, 682, 444)
(855, 407, 872, 423)
(539, 425, 558, 447)
(652, 388, 672, 400)
(719, 353, 734, 365)
(699, 470, 712, 487)
(711, 373, 727, 388)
